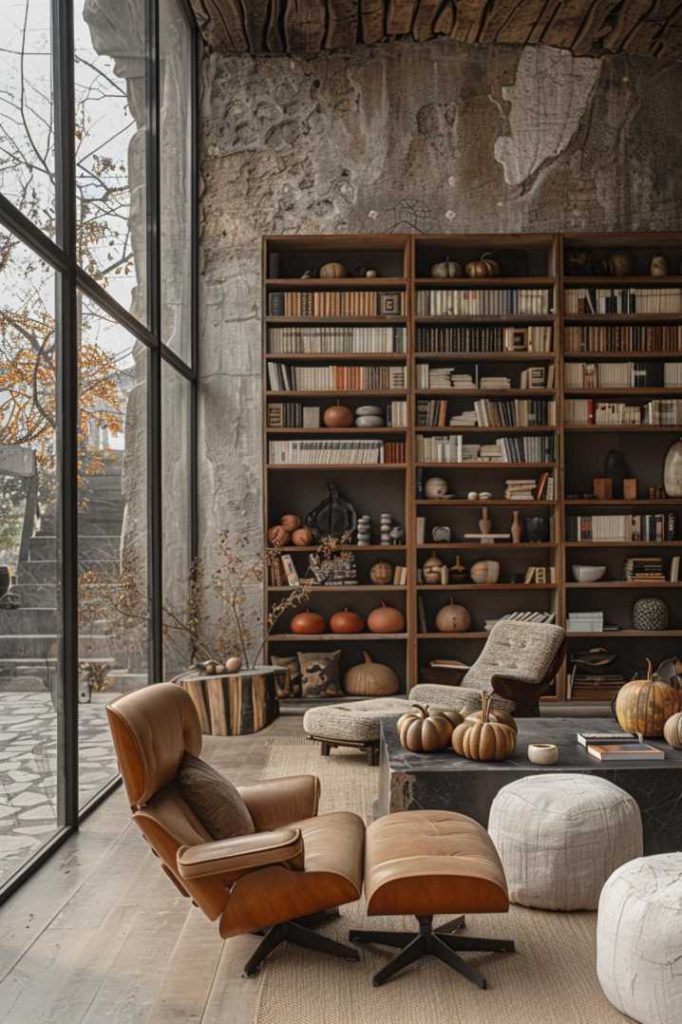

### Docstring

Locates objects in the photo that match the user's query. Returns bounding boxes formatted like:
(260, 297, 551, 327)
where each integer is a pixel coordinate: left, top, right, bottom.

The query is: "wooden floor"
(0, 716, 304, 1024)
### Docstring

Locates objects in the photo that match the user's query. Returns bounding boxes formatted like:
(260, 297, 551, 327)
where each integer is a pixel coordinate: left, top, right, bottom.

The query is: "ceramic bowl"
(572, 564, 607, 583)
(527, 743, 559, 766)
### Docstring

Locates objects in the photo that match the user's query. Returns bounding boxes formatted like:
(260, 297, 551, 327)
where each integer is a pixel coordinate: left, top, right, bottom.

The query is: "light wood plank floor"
(0, 716, 304, 1024)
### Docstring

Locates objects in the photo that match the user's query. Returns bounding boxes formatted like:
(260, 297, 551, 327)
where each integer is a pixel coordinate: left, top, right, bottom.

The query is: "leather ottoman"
(350, 809, 515, 987)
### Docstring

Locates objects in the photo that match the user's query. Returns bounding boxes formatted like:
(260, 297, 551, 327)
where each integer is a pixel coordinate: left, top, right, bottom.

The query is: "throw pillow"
(270, 654, 301, 698)
(177, 752, 255, 840)
(298, 649, 342, 698)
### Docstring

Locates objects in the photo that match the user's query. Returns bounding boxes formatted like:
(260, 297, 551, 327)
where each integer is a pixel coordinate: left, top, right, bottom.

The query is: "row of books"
(484, 611, 556, 630)
(665, 363, 682, 386)
(565, 324, 682, 353)
(505, 473, 554, 500)
(566, 514, 678, 542)
(417, 435, 555, 464)
(565, 398, 682, 425)
(267, 363, 406, 392)
(267, 325, 406, 354)
(415, 324, 553, 353)
(524, 566, 556, 583)
(565, 287, 682, 315)
(268, 290, 405, 317)
(416, 363, 554, 390)
(267, 400, 408, 428)
(624, 557, 667, 581)
(472, 398, 555, 428)
(268, 440, 406, 465)
(564, 361, 653, 389)
(416, 289, 551, 316)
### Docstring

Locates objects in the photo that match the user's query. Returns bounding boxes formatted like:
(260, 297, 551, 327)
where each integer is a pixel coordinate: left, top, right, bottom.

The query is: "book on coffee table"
(577, 730, 636, 747)
(586, 742, 664, 762)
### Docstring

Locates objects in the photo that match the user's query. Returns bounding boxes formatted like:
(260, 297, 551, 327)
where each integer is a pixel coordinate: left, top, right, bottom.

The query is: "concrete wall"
(198, 39, 682, 653)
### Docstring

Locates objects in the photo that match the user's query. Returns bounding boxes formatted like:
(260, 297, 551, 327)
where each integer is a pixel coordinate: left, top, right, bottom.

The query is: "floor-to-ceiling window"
(0, 0, 197, 898)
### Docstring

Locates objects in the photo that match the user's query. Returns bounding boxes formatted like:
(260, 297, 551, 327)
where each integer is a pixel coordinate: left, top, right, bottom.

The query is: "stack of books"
(417, 435, 555, 464)
(564, 361, 650, 388)
(473, 398, 556, 427)
(565, 400, 642, 425)
(567, 611, 605, 633)
(448, 410, 477, 427)
(664, 363, 682, 387)
(504, 478, 537, 501)
(568, 673, 625, 699)
(624, 557, 666, 582)
(480, 375, 512, 390)
(416, 288, 551, 316)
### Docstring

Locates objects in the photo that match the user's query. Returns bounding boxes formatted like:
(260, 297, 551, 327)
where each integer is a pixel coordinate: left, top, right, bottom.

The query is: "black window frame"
(0, 0, 199, 903)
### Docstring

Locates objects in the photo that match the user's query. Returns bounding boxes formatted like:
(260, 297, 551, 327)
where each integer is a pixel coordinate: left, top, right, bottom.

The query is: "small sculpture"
(356, 514, 372, 546)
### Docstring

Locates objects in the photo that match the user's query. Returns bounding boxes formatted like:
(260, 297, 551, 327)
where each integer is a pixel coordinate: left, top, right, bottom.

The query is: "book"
(577, 730, 636, 747)
(280, 554, 299, 587)
(586, 742, 665, 761)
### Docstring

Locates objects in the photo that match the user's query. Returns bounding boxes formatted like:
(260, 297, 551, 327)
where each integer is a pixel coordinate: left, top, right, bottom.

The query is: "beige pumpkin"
(397, 704, 455, 753)
(452, 693, 517, 761)
(470, 560, 501, 585)
(435, 600, 471, 633)
(343, 651, 399, 696)
(663, 711, 682, 749)
(319, 261, 347, 278)
(465, 704, 518, 734)
(430, 256, 462, 279)
(615, 658, 681, 738)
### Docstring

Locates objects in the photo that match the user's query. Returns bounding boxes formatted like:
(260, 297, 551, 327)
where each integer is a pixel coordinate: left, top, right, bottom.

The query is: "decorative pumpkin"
(319, 261, 347, 279)
(267, 525, 290, 547)
(452, 693, 517, 761)
(397, 704, 455, 753)
(615, 659, 681, 737)
(369, 560, 393, 585)
(605, 251, 633, 276)
(291, 527, 314, 546)
(435, 600, 471, 634)
(663, 711, 682, 749)
(279, 513, 301, 532)
(290, 611, 326, 635)
(424, 476, 449, 498)
(423, 552, 444, 584)
(464, 704, 518, 734)
(367, 601, 405, 634)
(323, 403, 354, 428)
(465, 252, 501, 278)
(470, 560, 500, 584)
(225, 655, 242, 672)
(430, 255, 462, 279)
(343, 651, 399, 696)
(329, 608, 365, 634)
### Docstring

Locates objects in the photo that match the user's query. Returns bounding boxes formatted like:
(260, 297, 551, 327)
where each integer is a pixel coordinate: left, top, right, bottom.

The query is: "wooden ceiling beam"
(284, 0, 327, 53)
(451, 0, 490, 43)
(497, 0, 548, 44)
(386, 0, 418, 35)
(326, 0, 359, 48)
(624, 0, 682, 54)
(542, 0, 597, 50)
(360, 0, 386, 42)
(413, 0, 441, 42)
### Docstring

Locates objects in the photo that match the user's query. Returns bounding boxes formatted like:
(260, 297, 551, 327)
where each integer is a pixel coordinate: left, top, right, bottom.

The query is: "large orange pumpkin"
(290, 611, 326, 635)
(615, 659, 680, 737)
(329, 608, 365, 634)
(367, 602, 405, 634)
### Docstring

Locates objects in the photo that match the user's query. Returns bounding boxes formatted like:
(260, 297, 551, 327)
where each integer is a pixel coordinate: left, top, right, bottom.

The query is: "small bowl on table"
(572, 565, 607, 583)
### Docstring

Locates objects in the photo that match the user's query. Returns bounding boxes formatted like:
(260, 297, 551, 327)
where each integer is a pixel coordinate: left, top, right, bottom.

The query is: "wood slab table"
(176, 667, 281, 735)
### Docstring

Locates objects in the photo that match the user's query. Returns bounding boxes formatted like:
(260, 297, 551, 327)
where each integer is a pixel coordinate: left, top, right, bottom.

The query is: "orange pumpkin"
(323, 404, 354, 428)
(280, 513, 301, 532)
(291, 527, 314, 546)
(329, 608, 365, 634)
(267, 525, 290, 547)
(290, 611, 326, 635)
(452, 693, 517, 761)
(367, 602, 405, 634)
(615, 659, 680, 737)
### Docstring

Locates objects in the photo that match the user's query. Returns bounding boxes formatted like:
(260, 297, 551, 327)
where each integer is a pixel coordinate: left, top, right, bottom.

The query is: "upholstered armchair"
(106, 683, 365, 975)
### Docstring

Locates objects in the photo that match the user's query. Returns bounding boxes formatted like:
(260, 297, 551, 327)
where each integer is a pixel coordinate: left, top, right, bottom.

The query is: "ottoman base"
(350, 915, 514, 988)
(310, 734, 379, 766)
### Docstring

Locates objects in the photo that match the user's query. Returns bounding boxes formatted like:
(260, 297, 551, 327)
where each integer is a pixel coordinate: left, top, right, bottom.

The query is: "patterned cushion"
(298, 649, 342, 697)
(177, 753, 255, 840)
(270, 654, 301, 697)
(463, 621, 564, 692)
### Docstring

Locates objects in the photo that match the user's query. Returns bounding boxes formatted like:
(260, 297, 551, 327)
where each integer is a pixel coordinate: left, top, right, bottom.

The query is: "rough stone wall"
(198, 39, 682, 656)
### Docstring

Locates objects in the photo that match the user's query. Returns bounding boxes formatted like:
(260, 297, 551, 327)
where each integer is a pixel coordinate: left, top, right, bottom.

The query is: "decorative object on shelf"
(452, 693, 517, 761)
(267, 524, 290, 547)
(279, 513, 301, 532)
(632, 597, 669, 631)
(323, 402, 354, 428)
(397, 704, 459, 753)
(663, 437, 682, 498)
(290, 610, 327, 635)
(593, 477, 613, 500)
(379, 513, 393, 546)
(356, 514, 372, 546)
(470, 560, 501, 584)
(479, 491, 493, 500)
(565, 248, 595, 275)
(663, 711, 682, 749)
(329, 608, 365, 634)
(367, 602, 405, 634)
(604, 251, 633, 276)
(527, 743, 559, 765)
(572, 565, 607, 582)
(298, 649, 343, 697)
(308, 549, 358, 586)
(435, 600, 471, 633)
(424, 476, 449, 498)
(510, 510, 522, 544)
(300, 267, 317, 279)
(364, 268, 378, 278)
(423, 552, 444, 584)
(355, 404, 384, 427)
(614, 658, 680, 737)
(291, 526, 314, 546)
(378, 291, 402, 315)
(389, 524, 404, 545)
(430, 255, 462, 279)
(467, 491, 478, 500)
(525, 516, 549, 542)
(656, 656, 682, 688)
(319, 261, 346, 279)
(649, 253, 669, 277)
(623, 478, 638, 501)
(343, 651, 399, 696)
(225, 655, 242, 672)
(479, 506, 493, 536)
(369, 560, 393, 585)
(304, 484, 357, 540)
(604, 448, 629, 499)
(270, 654, 301, 698)
(465, 253, 501, 278)
(431, 524, 451, 543)
(449, 556, 468, 584)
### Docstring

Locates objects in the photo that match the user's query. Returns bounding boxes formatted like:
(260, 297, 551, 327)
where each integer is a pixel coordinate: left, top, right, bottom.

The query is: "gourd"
(465, 252, 501, 278)
(343, 652, 399, 696)
(397, 704, 456, 753)
(430, 255, 462, 279)
(267, 525, 290, 547)
(319, 261, 346, 278)
(367, 602, 405, 634)
(323, 403, 354, 428)
(225, 655, 242, 672)
(452, 693, 517, 761)
(464, 703, 518, 734)
(423, 552, 444, 584)
(329, 608, 365, 634)
(290, 611, 326, 635)
(435, 600, 471, 633)
(291, 527, 314, 546)
(663, 711, 682, 749)
(615, 659, 681, 737)
(279, 514, 301, 532)
(369, 560, 393, 585)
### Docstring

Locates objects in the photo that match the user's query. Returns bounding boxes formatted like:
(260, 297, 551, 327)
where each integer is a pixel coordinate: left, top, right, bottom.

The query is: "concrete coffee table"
(377, 716, 682, 854)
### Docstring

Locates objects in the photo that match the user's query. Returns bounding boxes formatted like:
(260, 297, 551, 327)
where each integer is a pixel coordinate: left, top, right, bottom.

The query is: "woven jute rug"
(252, 740, 627, 1024)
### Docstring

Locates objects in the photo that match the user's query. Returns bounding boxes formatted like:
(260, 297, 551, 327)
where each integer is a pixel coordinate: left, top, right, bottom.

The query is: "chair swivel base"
(243, 910, 359, 976)
(349, 914, 515, 988)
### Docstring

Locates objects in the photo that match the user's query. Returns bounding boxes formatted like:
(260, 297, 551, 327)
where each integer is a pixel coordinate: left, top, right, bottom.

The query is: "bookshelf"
(263, 233, 682, 707)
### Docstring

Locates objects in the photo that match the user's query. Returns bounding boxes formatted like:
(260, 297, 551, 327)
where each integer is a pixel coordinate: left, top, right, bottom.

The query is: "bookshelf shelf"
(417, 351, 556, 361)
(567, 631, 682, 638)
(415, 462, 556, 469)
(565, 541, 682, 548)
(266, 315, 407, 326)
(417, 632, 489, 640)
(416, 315, 554, 325)
(417, 584, 556, 592)
(265, 352, 407, 362)
(266, 390, 408, 398)
(566, 276, 682, 286)
(415, 277, 554, 287)
(417, 542, 556, 550)
(266, 277, 407, 288)
(565, 425, 682, 432)
(566, 582, 681, 589)
(416, 499, 556, 507)
(415, 426, 556, 434)
(267, 463, 407, 471)
(270, 633, 408, 642)
(417, 388, 556, 398)
(566, 499, 680, 507)
(564, 351, 682, 360)
(266, 427, 407, 435)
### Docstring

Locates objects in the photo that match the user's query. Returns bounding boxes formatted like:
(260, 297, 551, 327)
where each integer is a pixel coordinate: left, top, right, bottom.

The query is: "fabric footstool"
(349, 809, 514, 987)
(597, 854, 682, 1024)
(488, 773, 643, 910)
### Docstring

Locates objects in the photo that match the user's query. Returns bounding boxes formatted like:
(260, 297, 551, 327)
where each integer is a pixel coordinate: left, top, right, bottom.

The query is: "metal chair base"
(243, 909, 358, 976)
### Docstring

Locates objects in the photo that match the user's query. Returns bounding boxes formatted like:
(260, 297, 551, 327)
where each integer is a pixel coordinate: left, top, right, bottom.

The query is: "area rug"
(254, 740, 627, 1024)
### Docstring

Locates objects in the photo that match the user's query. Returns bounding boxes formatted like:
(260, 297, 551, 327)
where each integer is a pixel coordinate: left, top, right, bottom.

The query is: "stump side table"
(176, 667, 281, 735)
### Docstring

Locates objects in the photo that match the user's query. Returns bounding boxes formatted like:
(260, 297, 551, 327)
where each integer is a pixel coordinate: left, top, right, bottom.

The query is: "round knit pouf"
(488, 773, 643, 910)
(597, 854, 682, 1024)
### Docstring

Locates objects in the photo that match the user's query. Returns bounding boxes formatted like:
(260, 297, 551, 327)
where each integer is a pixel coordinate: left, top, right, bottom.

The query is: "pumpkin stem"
(480, 691, 492, 723)
(362, 650, 373, 664)
(645, 657, 653, 681)
(411, 703, 429, 718)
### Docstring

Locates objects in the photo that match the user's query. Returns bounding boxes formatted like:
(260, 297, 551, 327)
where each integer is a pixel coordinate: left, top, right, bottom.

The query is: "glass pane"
(0, 1, 54, 234)
(159, 0, 192, 363)
(161, 362, 192, 678)
(73, 2, 148, 323)
(77, 295, 149, 809)
(0, 228, 62, 885)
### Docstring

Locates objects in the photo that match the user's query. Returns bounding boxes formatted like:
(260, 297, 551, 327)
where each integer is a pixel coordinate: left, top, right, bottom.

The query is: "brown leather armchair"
(106, 683, 365, 975)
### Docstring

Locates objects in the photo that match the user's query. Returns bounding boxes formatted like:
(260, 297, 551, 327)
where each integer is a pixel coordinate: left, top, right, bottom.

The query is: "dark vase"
(525, 517, 549, 542)
(0, 566, 10, 598)
(604, 449, 628, 500)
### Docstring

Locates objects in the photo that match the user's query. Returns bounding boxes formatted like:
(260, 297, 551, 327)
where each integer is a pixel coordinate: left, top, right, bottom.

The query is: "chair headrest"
(106, 683, 202, 807)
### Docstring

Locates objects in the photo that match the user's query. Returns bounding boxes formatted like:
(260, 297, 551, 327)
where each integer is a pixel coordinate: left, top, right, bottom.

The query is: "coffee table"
(377, 717, 682, 854)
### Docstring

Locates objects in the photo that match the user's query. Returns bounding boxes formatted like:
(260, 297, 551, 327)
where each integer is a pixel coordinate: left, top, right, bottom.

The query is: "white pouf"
(488, 773, 643, 910)
(597, 854, 682, 1024)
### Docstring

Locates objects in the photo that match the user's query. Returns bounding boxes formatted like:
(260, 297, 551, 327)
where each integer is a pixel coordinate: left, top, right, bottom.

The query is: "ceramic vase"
(479, 507, 492, 535)
(511, 510, 522, 544)
(605, 449, 628, 500)
(664, 438, 682, 498)
(525, 516, 549, 543)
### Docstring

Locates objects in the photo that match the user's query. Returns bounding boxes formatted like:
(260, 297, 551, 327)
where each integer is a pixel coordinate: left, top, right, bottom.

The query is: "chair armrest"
(177, 828, 304, 881)
(491, 674, 553, 716)
(238, 775, 320, 830)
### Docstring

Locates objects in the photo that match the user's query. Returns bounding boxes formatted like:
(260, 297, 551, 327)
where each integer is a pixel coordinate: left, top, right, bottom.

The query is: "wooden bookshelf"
(263, 232, 682, 707)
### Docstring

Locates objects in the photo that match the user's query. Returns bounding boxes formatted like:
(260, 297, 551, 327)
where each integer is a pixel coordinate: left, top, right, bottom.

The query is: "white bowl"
(572, 564, 607, 583)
